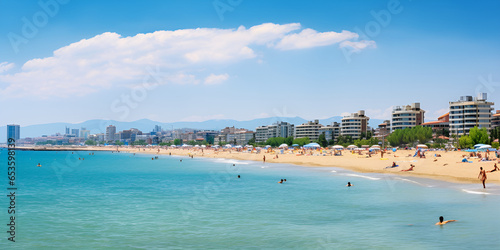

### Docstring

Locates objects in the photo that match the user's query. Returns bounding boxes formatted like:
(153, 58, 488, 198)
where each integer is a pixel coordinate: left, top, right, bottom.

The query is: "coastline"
(11, 145, 499, 186)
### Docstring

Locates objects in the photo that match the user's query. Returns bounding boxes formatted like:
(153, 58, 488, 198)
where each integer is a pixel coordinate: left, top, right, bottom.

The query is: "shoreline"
(9, 145, 500, 185)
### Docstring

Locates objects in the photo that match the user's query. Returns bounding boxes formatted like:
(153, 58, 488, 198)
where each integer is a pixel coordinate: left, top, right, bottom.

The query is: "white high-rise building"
(449, 93, 494, 135)
(341, 110, 369, 140)
(392, 103, 425, 131)
(106, 125, 116, 141)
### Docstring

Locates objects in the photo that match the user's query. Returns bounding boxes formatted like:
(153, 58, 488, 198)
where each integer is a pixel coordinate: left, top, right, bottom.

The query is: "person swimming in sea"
(237, 175, 240, 178)
(37, 163, 42, 167)
(278, 179, 283, 183)
(346, 182, 353, 187)
(435, 216, 456, 225)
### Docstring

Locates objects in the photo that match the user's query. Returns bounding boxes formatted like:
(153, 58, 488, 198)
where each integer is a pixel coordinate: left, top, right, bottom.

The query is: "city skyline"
(1, 1, 499, 126)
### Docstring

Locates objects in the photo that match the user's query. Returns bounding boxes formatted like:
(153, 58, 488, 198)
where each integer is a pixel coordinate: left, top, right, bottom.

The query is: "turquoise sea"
(1, 150, 499, 249)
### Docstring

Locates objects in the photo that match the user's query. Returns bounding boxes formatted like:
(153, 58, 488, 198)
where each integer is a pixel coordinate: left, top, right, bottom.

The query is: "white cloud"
(0, 62, 14, 73)
(204, 73, 229, 85)
(275, 29, 358, 50)
(0, 23, 375, 99)
(340, 40, 377, 52)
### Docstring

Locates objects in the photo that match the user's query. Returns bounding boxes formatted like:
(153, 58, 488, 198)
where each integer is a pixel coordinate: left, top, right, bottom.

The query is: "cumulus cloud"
(275, 29, 358, 50)
(0, 62, 15, 73)
(340, 40, 377, 52)
(0, 23, 375, 98)
(204, 73, 229, 85)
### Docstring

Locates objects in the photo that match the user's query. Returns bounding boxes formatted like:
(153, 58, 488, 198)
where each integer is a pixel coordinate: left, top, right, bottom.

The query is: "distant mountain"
(0, 116, 385, 142)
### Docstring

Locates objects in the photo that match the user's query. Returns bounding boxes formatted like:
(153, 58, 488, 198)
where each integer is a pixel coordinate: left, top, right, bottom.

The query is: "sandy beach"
(23, 145, 499, 185)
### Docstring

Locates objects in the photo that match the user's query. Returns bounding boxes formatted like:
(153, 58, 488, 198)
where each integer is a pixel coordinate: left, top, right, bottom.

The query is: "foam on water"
(1, 150, 499, 249)
(342, 173, 382, 180)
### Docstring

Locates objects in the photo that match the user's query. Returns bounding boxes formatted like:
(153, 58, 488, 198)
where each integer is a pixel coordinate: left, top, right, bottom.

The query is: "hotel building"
(422, 113, 450, 133)
(295, 120, 323, 141)
(255, 122, 294, 143)
(319, 122, 341, 142)
(449, 93, 494, 135)
(7, 124, 20, 140)
(105, 125, 116, 141)
(374, 120, 391, 138)
(391, 103, 425, 131)
(492, 110, 500, 129)
(341, 111, 369, 140)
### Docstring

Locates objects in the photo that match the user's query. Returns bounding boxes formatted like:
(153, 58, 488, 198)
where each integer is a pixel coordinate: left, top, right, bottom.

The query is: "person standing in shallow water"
(478, 167, 487, 189)
(263, 155, 265, 163)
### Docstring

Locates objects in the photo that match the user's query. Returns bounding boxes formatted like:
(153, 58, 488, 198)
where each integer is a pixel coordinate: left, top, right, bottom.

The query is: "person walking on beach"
(478, 167, 487, 189)
(435, 216, 456, 225)
(263, 155, 266, 163)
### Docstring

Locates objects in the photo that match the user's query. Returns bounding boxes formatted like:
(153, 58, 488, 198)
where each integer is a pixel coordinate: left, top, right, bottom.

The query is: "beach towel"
(385, 165, 399, 169)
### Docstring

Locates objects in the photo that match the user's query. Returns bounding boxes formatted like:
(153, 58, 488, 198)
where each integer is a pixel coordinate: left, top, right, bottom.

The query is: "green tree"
(115, 140, 124, 146)
(293, 137, 310, 146)
(469, 127, 490, 145)
(284, 136, 294, 146)
(492, 141, 499, 149)
(247, 137, 256, 146)
(458, 135, 473, 149)
(173, 139, 182, 145)
(317, 133, 328, 147)
(84, 140, 96, 146)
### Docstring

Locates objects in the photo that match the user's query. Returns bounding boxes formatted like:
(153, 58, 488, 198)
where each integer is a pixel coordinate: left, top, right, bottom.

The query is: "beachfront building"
(319, 122, 340, 143)
(422, 113, 450, 133)
(71, 128, 80, 137)
(105, 125, 116, 141)
(255, 122, 294, 143)
(235, 130, 255, 145)
(214, 127, 249, 145)
(492, 110, 500, 129)
(295, 120, 323, 141)
(80, 128, 90, 139)
(374, 120, 391, 139)
(7, 124, 20, 141)
(341, 111, 369, 140)
(391, 103, 425, 131)
(449, 93, 494, 135)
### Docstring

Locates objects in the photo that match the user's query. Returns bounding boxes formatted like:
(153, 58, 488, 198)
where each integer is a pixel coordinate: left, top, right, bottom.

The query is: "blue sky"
(1, 0, 499, 126)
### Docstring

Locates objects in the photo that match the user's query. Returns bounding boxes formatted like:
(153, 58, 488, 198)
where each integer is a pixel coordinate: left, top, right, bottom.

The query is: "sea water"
(1, 150, 499, 249)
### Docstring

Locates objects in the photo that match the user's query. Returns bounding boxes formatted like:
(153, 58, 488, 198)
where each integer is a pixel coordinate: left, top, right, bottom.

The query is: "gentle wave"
(461, 189, 491, 195)
(343, 173, 381, 180)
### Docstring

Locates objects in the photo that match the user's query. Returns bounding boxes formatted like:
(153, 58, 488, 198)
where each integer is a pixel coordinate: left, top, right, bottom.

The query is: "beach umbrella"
(347, 145, 357, 149)
(235, 145, 243, 148)
(194, 145, 200, 148)
(182, 144, 190, 147)
(265, 145, 272, 149)
(371, 145, 381, 148)
(478, 145, 491, 149)
(201, 145, 206, 148)
(279, 143, 288, 148)
(292, 144, 299, 147)
(303, 143, 321, 149)
(332, 145, 344, 149)
(474, 144, 488, 149)
(416, 144, 428, 148)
